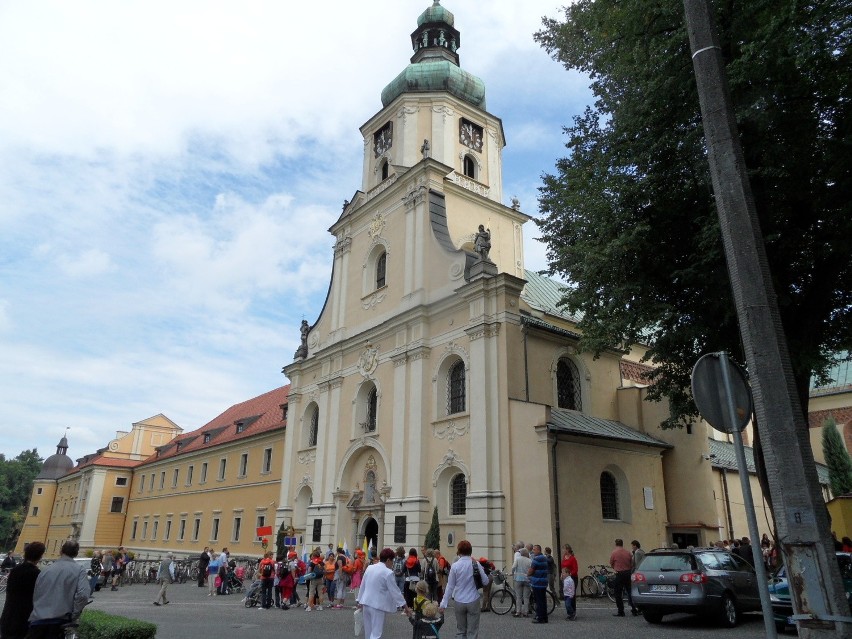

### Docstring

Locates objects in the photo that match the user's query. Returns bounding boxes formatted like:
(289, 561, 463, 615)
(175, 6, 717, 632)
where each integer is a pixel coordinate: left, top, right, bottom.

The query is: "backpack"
(261, 562, 273, 578)
(393, 556, 405, 577)
(296, 560, 307, 577)
(425, 559, 437, 585)
(313, 560, 324, 577)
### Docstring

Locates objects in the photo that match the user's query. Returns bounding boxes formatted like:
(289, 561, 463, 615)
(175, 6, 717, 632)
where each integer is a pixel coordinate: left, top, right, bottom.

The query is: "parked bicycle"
(580, 564, 627, 604)
(488, 568, 557, 616)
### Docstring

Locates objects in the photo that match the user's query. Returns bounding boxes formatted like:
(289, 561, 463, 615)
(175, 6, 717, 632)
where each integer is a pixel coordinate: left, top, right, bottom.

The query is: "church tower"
(280, 1, 529, 564)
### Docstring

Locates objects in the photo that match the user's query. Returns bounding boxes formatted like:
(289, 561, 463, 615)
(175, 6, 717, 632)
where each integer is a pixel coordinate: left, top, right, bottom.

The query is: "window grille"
(448, 361, 466, 414)
(312, 518, 322, 543)
(376, 252, 386, 289)
(557, 358, 582, 411)
(366, 387, 377, 432)
(600, 472, 619, 520)
(309, 408, 319, 447)
(450, 473, 467, 516)
(394, 516, 407, 543)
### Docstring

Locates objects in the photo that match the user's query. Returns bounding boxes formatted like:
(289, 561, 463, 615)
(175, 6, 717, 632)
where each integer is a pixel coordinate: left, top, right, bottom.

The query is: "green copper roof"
(417, 1, 454, 27)
(381, 60, 486, 108)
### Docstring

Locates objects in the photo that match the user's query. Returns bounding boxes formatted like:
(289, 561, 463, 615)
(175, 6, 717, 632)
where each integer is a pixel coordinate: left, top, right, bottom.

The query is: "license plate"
(649, 585, 676, 592)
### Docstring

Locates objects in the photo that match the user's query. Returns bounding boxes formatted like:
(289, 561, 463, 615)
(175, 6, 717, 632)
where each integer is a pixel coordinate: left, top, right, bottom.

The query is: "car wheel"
(642, 611, 663, 624)
(719, 593, 738, 627)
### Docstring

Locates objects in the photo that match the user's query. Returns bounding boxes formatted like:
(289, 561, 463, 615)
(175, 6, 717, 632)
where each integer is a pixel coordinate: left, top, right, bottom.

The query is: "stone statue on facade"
(421, 139, 430, 159)
(511, 196, 520, 211)
(294, 319, 309, 359)
(474, 224, 492, 262)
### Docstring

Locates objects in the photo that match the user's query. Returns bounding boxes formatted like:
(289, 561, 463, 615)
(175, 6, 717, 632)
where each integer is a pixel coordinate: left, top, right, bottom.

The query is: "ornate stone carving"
(397, 105, 420, 124)
(358, 342, 380, 378)
(298, 474, 312, 487)
(433, 419, 469, 441)
(294, 320, 309, 359)
(361, 291, 386, 310)
(298, 451, 316, 464)
(367, 213, 386, 239)
(449, 262, 464, 280)
(365, 454, 377, 472)
(366, 173, 398, 202)
(432, 105, 454, 122)
(334, 236, 352, 257)
(309, 331, 320, 349)
(402, 184, 427, 209)
(449, 172, 490, 197)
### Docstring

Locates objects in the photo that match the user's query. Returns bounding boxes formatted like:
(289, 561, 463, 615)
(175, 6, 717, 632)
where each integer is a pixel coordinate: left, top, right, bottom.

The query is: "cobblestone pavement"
(4, 582, 772, 638)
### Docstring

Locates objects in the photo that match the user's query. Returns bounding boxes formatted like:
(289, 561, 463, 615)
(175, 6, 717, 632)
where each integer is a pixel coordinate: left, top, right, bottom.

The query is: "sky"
(0, 0, 592, 461)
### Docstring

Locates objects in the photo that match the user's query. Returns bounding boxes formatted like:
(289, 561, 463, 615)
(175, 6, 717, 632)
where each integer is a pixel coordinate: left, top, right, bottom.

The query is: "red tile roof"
(70, 455, 144, 473)
(620, 360, 655, 385)
(143, 385, 289, 464)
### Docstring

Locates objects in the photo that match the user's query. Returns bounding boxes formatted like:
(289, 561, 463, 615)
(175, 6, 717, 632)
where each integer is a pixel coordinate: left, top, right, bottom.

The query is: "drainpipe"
(522, 322, 530, 402)
(720, 468, 734, 539)
(550, 432, 561, 567)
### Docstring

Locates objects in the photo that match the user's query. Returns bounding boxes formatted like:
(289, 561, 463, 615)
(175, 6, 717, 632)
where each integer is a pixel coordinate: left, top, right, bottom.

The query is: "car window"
(697, 553, 723, 570)
(729, 554, 754, 572)
(837, 555, 852, 579)
(638, 554, 695, 572)
(715, 553, 739, 571)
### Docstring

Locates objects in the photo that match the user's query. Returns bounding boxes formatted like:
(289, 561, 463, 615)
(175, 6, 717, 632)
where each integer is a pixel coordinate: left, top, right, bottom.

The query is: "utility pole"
(682, 1, 851, 637)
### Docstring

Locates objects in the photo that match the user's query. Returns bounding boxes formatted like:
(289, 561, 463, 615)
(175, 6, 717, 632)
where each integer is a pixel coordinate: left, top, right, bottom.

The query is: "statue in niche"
(422, 31, 429, 48)
(474, 224, 492, 262)
(420, 139, 430, 159)
(294, 319, 309, 359)
(438, 30, 446, 47)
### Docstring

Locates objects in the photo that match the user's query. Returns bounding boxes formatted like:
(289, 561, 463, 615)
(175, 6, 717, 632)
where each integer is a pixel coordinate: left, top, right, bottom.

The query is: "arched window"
(376, 252, 387, 289)
(365, 387, 377, 432)
(308, 407, 319, 447)
(381, 160, 389, 181)
(463, 155, 476, 179)
(600, 471, 619, 520)
(450, 473, 467, 515)
(557, 358, 582, 411)
(447, 361, 466, 414)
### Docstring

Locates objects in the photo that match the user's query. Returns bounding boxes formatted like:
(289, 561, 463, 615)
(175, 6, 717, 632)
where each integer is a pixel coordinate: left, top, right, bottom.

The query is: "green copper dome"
(417, 0, 454, 27)
(381, 60, 486, 109)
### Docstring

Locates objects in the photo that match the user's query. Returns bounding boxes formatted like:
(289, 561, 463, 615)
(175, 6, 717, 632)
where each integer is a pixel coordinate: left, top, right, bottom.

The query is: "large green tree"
(534, 0, 851, 426)
(822, 417, 852, 496)
(0, 449, 43, 549)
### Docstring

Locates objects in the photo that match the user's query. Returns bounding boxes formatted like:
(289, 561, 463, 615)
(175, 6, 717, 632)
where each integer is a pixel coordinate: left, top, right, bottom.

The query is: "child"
(562, 568, 576, 620)
(409, 601, 444, 639)
(412, 580, 430, 618)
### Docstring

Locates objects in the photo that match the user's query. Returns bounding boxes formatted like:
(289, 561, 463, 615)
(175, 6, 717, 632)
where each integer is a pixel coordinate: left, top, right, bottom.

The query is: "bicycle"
(580, 564, 610, 597)
(488, 568, 557, 616)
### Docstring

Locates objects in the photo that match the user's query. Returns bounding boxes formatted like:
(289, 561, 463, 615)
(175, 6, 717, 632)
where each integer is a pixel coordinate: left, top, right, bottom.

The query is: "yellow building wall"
(15, 480, 57, 553)
(92, 468, 132, 549)
(123, 432, 283, 559)
(827, 497, 852, 539)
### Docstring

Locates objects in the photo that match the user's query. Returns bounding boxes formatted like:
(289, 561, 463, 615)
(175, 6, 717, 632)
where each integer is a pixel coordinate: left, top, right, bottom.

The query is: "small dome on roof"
(381, 60, 486, 109)
(36, 435, 74, 480)
(417, 0, 454, 27)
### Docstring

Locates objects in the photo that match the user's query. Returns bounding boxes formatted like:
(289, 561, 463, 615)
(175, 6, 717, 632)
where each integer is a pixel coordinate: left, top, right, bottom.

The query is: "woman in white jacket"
(356, 548, 411, 639)
(511, 548, 532, 617)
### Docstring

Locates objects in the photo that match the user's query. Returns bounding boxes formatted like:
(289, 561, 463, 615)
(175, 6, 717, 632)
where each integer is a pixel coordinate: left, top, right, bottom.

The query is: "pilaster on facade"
(465, 491, 506, 567)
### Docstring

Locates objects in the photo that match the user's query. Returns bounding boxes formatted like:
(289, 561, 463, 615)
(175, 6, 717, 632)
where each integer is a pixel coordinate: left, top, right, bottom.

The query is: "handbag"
(353, 607, 364, 637)
(472, 559, 483, 590)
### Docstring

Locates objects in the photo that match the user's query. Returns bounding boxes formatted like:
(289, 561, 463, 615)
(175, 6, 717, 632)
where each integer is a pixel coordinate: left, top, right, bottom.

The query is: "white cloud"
(56, 248, 113, 278)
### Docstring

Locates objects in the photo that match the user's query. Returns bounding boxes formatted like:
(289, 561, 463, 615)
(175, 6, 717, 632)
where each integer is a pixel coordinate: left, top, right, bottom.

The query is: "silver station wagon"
(631, 547, 761, 627)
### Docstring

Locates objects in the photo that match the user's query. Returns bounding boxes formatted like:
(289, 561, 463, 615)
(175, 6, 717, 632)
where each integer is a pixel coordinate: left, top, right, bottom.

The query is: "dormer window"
(236, 422, 245, 434)
(176, 442, 181, 452)
(203, 433, 211, 444)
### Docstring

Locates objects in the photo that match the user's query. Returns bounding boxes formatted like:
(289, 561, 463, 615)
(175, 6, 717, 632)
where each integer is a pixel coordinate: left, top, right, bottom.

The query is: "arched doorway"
(364, 517, 378, 555)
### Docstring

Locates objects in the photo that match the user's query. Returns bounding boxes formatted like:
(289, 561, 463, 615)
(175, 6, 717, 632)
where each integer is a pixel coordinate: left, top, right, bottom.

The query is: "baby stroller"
(244, 579, 262, 608)
(225, 566, 244, 593)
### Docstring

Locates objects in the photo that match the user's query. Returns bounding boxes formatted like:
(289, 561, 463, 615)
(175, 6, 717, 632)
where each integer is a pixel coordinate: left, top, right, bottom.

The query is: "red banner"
(256, 525, 273, 537)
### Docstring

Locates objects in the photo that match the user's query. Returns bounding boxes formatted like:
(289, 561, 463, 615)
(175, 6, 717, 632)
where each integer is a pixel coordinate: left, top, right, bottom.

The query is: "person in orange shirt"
(608, 539, 635, 617)
(258, 551, 276, 610)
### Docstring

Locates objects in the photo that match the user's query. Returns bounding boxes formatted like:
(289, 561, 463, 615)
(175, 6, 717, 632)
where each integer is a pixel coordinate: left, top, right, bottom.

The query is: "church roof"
(521, 270, 582, 323)
(707, 437, 830, 485)
(36, 435, 75, 480)
(548, 408, 672, 449)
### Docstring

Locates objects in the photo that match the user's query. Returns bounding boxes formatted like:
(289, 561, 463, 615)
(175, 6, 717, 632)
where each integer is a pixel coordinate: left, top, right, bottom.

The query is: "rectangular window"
(239, 453, 248, 477)
(110, 497, 124, 513)
(32, 506, 39, 516)
(178, 519, 186, 541)
(312, 518, 322, 543)
(37, 487, 43, 495)
(172, 469, 179, 487)
(233, 516, 242, 542)
(211, 518, 220, 541)
(140, 476, 145, 492)
(256, 515, 266, 531)
(262, 448, 272, 473)
(218, 458, 227, 480)
(192, 518, 201, 541)
(131, 520, 138, 540)
(142, 521, 148, 540)
(200, 463, 208, 483)
(152, 520, 159, 540)
(159, 472, 165, 489)
(149, 473, 155, 492)
(115, 477, 128, 486)
(394, 516, 407, 543)
(187, 465, 194, 485)
(164, 520, 172, 541)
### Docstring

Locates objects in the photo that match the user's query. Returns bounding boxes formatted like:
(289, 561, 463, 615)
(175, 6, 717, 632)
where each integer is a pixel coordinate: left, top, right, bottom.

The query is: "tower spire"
(410, 0, 460, 65)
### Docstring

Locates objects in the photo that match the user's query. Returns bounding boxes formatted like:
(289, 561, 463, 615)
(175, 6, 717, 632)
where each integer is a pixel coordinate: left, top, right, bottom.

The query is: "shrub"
(78, 609, 156, 639)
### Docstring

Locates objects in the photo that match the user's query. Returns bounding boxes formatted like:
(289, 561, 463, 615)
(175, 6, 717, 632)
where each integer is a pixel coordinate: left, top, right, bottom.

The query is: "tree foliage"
(424, 506, 440, 550)
(534, 0, 852, 426)
(822, 417, 852, 496)
(0, 449, 43, 549)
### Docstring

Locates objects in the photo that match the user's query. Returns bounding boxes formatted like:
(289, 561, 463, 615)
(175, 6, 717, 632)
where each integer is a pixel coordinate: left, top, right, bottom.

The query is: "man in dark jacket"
(198, 547, 210, 587)
(528, 545, 550, 624)
(0, 542, 45, 639)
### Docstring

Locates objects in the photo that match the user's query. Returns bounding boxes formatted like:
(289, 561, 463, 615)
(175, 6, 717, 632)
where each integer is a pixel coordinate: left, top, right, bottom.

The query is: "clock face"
(373, 123, 393, 157)
(460, 119, 483, 152)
